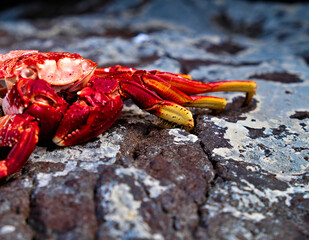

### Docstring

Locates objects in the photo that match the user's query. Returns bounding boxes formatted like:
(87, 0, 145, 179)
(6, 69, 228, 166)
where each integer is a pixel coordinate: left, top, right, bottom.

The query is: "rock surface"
(0, 0, 308, 239)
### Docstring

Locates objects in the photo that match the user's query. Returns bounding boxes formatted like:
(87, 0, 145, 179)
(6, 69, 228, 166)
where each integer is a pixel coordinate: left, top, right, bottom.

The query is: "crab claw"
(53, 76, 123, 146)
(0, 114, 39, 178)
(2, 78, 68, 142)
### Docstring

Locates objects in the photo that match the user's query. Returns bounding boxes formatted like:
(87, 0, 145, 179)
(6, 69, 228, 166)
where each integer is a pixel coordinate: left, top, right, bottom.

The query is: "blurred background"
(0, 0, 308, 69)
(0, 0, 308, 18)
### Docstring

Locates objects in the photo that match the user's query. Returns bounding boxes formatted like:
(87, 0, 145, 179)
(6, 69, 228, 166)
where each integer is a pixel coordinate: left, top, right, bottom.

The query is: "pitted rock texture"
(0, 0, 309, 239)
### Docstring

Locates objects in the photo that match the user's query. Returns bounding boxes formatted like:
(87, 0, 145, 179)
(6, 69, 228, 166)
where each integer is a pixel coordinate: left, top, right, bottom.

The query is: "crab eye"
(21, 68, 37, 79)
(81, 60, 92, 70)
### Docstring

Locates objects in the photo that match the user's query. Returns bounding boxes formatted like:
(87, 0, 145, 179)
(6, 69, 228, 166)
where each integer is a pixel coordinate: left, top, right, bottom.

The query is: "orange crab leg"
(96, 68, 196, 123)
(120, 80, 194, 129)
(150, 71, 257, 105)
(141, 73, 227, 110)
(96, 68, 227, 110)
(0, 114, 39, 178)
(96, 66, 257, 105)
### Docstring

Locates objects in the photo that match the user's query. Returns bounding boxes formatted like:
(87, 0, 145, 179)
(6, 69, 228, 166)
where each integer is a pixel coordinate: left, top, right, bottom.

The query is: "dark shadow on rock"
(215, 159, 288, 189)
(0, 0, 112, 19)
(209, 96, 258, 123)
(195, 40, 246, 55)
(249, 72, 303, 83)
(177, 58, 260, 75)
(245, 126, 268, 139)
(212, 12, 264, 38)
(290, 111, 309, 120)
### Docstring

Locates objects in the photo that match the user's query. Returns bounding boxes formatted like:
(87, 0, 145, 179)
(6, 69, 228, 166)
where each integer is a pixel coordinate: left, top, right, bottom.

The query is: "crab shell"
(0, 50, 97, 95)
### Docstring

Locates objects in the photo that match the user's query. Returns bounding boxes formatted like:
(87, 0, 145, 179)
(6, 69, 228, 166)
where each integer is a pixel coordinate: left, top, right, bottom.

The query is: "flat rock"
(0, 0, 308, 239)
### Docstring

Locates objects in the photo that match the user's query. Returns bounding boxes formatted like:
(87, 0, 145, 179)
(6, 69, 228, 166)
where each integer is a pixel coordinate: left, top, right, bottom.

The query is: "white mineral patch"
(133, 33, 150, 44)
(31, 131, 123, 163)
(31, 131, 124, 188)
(246, 165, 260, 172)
(176, 174, 185, 181)
(205, 200, 266, 222)
(210, 114, 309, 178)
(0, 225, 16, 234)
(115, 166, 171, 198)
(204, 176, 309, 222)
(100, 183, 164, 240)
(36, 161, 78, 188)
(36, 173, 53, 188)
(169, 128, 198, 145)
(204, 177, 309, 223)
(205, 75, 309, 179)
(22, 177, 33, 188)
(241, 179, 309, 207)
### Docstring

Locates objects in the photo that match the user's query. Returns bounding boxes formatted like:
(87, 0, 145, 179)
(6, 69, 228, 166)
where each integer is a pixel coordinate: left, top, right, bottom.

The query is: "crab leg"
(150, 71, 257, 105)
(96, 66, 257, 105)
(96, 68, 227, 110)
(140, 73, 227, 110)
(0, 114, 39, 178)
(120, 80, 194, 129)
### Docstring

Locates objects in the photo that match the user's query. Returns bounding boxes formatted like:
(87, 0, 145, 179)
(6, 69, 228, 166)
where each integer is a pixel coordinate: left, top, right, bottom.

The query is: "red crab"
(0, 50, 257, 178)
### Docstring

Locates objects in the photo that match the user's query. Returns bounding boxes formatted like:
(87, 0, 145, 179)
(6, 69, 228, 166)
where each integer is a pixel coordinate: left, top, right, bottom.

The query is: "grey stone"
(0, 0, 308, 239)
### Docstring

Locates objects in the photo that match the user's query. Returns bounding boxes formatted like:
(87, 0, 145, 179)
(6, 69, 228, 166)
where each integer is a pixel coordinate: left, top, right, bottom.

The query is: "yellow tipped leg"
(141, 74, 227, 110)
(185, 96, 227, 110)
(145, 101, 194, 130)
(119, 80, 194, 130)
(200, 81, 257, 105)
(152, 72, 257, 105)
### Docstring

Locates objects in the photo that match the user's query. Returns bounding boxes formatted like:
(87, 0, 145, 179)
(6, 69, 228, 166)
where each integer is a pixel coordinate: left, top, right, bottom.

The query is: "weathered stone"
(0, 0, 309, 239)
(28, 170, 98, 240)
(0, 178, 33, 240)
(95, 165, 199, 239)
(197, 159, 309, 240)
